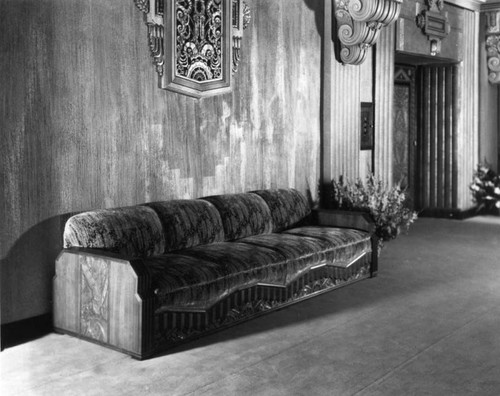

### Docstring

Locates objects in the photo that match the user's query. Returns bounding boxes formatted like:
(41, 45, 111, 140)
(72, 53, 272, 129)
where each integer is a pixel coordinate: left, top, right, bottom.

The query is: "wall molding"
(445, 0, 500, 11)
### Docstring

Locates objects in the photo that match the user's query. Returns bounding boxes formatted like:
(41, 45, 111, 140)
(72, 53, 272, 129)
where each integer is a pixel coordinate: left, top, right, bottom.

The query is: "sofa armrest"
(311, 209, 375, 234)
(53, 249, 155, 359)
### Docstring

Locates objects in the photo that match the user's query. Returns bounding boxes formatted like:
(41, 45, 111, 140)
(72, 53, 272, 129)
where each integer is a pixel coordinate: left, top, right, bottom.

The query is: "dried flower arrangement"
(331, 174, 418, 251)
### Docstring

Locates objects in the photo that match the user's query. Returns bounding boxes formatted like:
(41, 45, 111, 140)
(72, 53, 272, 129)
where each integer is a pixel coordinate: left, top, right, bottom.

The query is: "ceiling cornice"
(481, 1, 500, 11)
(445, 0, 500, 11)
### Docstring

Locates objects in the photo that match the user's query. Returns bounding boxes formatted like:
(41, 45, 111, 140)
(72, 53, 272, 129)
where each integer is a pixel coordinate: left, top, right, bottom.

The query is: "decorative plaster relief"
(232, 0, 251, 73)
(416, 0, 450, 56)
(134, 0, 165, 78)
(486, 11, 500, 84)
(80, 257, 110, 343)
(134, 0, 250, 98)
(333, 0, 402, 65)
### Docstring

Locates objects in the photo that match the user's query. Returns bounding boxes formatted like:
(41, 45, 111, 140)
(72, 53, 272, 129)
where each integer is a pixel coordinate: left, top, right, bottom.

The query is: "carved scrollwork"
(333, 0, 402, 65)
(486, 11, 500, 84)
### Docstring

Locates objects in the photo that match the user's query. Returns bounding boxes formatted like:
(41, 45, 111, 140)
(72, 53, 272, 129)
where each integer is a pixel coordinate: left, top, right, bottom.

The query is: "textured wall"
(0, 0, 322, 324)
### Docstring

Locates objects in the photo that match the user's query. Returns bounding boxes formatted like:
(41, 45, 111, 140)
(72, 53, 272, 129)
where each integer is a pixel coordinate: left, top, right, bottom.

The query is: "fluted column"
(456, 9, 479, 209)
(374, 24, 396, 185)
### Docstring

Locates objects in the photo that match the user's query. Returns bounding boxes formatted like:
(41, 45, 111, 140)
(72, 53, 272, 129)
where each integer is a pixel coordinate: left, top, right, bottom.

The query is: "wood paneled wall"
(0, 0, 322, 324)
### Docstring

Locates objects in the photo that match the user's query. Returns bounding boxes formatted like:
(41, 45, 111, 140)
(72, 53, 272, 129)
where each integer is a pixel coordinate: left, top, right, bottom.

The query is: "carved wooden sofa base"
(54, 189, 377, 359)
(153, 257, 371, 354)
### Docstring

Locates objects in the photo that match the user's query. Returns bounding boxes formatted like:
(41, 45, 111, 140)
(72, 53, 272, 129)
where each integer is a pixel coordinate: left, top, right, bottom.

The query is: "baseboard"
(418, 207, 478, 220)
(1, 313, 53, 351)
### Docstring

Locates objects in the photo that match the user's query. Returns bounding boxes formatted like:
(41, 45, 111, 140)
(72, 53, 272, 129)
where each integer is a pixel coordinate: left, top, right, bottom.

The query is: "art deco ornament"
(134, 0, 250, 98)
(333, 0, 402, 65)
(486, 11, 500, 84)
(416, 0, 450, 56)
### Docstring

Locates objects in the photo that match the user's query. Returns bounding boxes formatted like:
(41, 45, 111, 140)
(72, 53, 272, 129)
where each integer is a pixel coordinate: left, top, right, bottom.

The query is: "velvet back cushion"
(201, 193, 273, 241)
(63, 206, 165, 257)
(251, 189, 311, 232)
(144, 200, 225, 253)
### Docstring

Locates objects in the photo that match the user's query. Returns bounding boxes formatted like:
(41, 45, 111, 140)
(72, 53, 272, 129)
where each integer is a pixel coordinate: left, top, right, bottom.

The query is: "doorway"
(394, 54, 458, 213)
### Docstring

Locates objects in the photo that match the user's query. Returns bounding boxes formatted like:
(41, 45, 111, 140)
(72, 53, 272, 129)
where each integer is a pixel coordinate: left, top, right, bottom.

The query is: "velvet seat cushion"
(238, 233, 339, 284)
(144, 242, 286, 310)
(145, 227, 371, 310)
(282, 226, 371, 268)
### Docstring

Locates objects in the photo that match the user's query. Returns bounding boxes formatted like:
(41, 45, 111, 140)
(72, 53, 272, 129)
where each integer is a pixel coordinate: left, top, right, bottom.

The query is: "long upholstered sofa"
(53, 188, 377, 359)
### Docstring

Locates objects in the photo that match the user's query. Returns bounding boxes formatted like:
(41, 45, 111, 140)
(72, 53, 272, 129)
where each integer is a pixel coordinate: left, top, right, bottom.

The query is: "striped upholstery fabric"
(144, 200, 225, 253)
(201, 193, 273, 241)
(63, 206, 165, 257)
(251, 189, 311, 232)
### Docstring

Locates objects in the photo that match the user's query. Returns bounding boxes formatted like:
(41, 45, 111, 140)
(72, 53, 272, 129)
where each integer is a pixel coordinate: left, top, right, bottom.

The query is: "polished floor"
(1, 216, 500, 395)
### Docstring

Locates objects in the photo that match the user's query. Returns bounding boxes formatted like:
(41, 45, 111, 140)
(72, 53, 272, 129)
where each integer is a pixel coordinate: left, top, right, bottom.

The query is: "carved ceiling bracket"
(416, 0, 450, 56)
(486, 11, 500, 84)
(134, 0, 251, 98)
(333, 0, 402, 66)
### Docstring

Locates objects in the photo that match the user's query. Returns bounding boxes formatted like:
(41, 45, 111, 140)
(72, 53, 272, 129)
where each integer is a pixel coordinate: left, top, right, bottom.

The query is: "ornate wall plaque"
(333, 0, 402, 65)
(135, 0, 250, 98)
(165, 0, 232, 97)
(416, 0, 450, 56)
(486, 11, 500, 84)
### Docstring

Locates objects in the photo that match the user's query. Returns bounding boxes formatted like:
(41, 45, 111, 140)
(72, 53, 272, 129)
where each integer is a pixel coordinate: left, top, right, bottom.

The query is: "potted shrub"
(331, 173, 418, 253)
(470, 163, 500, 214)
